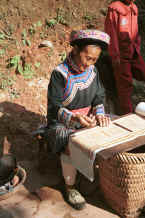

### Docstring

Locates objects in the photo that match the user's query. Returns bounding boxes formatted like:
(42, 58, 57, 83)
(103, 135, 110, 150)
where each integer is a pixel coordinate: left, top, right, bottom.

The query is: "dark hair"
(0, 154, 17, 185)
(71, 38, 108, 51)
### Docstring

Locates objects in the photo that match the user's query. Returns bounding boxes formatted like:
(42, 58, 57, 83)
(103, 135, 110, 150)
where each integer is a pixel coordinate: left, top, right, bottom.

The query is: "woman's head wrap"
(70, 29, 110, 49)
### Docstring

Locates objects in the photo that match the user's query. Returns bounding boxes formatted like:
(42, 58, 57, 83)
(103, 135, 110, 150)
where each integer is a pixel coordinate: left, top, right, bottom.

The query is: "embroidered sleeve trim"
(58, 107, 73, 127)
(93, 104, 105, 115)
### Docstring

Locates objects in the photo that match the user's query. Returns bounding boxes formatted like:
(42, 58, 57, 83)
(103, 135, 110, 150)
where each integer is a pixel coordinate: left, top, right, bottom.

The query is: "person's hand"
(96, 114, 111, 127)
(88, 114, 97, 127)
(72, 113, 96, 128)
(12, 175, 19, 187)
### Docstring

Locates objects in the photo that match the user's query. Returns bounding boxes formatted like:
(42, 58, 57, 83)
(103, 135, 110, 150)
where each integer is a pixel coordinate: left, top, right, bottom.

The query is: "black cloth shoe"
(66, 188, 86, 210)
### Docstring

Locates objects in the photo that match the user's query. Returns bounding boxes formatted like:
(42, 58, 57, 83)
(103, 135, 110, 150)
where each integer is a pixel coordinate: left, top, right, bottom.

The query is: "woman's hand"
(96, 114, 111, 127)
(12, 175, 19, 187)
(72, 113, 96, 128)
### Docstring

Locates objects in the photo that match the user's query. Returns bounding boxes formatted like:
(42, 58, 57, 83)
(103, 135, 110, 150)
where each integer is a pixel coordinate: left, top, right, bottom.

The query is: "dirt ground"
(0, 0, 145, 217)
(0, 0, 111, 160)
(0, 0, 145, 160)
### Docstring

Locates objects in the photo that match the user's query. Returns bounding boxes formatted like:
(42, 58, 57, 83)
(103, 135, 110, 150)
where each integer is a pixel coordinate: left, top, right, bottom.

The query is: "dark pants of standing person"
(113, 52, 145, 115)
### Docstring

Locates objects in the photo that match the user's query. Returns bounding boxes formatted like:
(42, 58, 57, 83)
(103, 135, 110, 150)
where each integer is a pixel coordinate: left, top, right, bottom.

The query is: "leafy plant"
(35, 62, 41, 68)
(45, 18, 57, 27)
(36, 21, 42, 27)
(0, 72, 15, 90)
(28, 21, 42, 36)
(83, 15, 93, 21)
(59, 52, 66, 62)
(21, 29, 31, 46)
(8, 87, 20, 99)
(8, 55, 35, 79)
(28, 26, 36, 35)
(0, 32, 5, 40)
(20, 63, 35, 79)
(45, 8, 68, 28)
(56, 9, 67, 25)
(9, 55, 21, 68)
(0, 48, 5, 56)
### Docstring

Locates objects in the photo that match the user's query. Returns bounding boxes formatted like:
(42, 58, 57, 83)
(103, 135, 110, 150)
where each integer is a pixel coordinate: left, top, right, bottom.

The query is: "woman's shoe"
(66, 188, 86, 210)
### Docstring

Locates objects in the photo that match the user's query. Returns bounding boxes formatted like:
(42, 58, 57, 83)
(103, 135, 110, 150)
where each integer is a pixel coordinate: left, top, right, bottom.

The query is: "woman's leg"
(60, 153, 77, 186)
(46, 123, 86, 209)
(60, 153, 86, 210)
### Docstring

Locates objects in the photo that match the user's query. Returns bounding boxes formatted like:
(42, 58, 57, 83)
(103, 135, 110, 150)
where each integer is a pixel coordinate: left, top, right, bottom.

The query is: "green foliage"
(45, 9, 68, 28)
(9, 55, 20, 68)
(0, 48, 5, 56)
(0, 72, 15, 90)
(56, 8, 67, 25)
(8, 87, 20, 99)
(45, 18, 57, 27)
(20, 63, 35, 79)
(0, 29, 15, 41)
(8, 55, 35, 79)
(0, 32, 5, 40)
(59, 52, 66, 62)
(34, 62, 41, 68)
(82, 13, 97, 28)
(28, 21, 42, 36)
(22, 29, 27, 38)
(83, 15, 93, 21)
(36, 21, 42, 27)
(28, 26, 36, 35)
(21, 29, 31, 46)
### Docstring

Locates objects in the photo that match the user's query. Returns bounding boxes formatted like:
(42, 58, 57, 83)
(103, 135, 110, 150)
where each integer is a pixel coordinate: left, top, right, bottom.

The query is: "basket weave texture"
(98, 152, 145, 218)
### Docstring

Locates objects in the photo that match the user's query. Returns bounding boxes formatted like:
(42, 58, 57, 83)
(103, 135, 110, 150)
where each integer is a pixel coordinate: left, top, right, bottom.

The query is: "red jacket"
(105, 1, 141, 60)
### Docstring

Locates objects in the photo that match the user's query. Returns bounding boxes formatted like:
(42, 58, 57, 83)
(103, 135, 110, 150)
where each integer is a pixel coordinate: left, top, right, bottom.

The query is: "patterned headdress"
(70, 29, 110, 49)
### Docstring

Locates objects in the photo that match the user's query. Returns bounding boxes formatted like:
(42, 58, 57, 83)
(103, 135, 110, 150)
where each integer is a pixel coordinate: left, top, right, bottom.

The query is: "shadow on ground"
(0, 101, 46, 160)
(0, 206, 27, 218)
(0, 101, 145, 217)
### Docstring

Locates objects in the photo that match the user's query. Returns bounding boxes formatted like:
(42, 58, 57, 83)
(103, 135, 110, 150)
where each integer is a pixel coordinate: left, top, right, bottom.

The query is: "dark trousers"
(113, 52, 145, 115)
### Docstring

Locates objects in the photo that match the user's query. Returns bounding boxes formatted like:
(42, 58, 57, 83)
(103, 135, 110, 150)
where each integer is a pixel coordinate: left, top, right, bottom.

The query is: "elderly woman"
(46, 30, 110, 209)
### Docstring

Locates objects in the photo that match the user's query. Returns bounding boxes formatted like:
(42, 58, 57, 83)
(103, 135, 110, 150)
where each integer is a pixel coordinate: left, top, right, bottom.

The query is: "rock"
(35, 187, 64, 202)
(39, 40, 53, 48)
(28, 80, 36, 87)
(0, 93, 6, 99)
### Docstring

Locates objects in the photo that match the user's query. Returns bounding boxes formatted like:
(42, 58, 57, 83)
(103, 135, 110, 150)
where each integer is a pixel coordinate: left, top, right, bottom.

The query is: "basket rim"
(119, 151, 145, 157)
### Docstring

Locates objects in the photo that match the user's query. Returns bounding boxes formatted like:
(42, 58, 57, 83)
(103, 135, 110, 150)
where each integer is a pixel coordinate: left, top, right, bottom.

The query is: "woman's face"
(74, 45, 102, 72)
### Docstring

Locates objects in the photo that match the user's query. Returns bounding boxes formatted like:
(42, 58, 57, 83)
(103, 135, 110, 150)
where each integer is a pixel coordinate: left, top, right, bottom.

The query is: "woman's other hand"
(96, 114, 111, 127)
(72, 113, 96, 128)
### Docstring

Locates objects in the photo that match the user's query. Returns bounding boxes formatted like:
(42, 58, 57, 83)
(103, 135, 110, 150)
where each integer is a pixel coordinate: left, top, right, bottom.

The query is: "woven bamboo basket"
(0, 166, 26, 201)
(98, 150, 145, 218)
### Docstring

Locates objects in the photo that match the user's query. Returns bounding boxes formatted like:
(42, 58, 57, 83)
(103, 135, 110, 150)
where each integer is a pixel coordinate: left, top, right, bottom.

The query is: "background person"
(105, 0, 145, 115)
